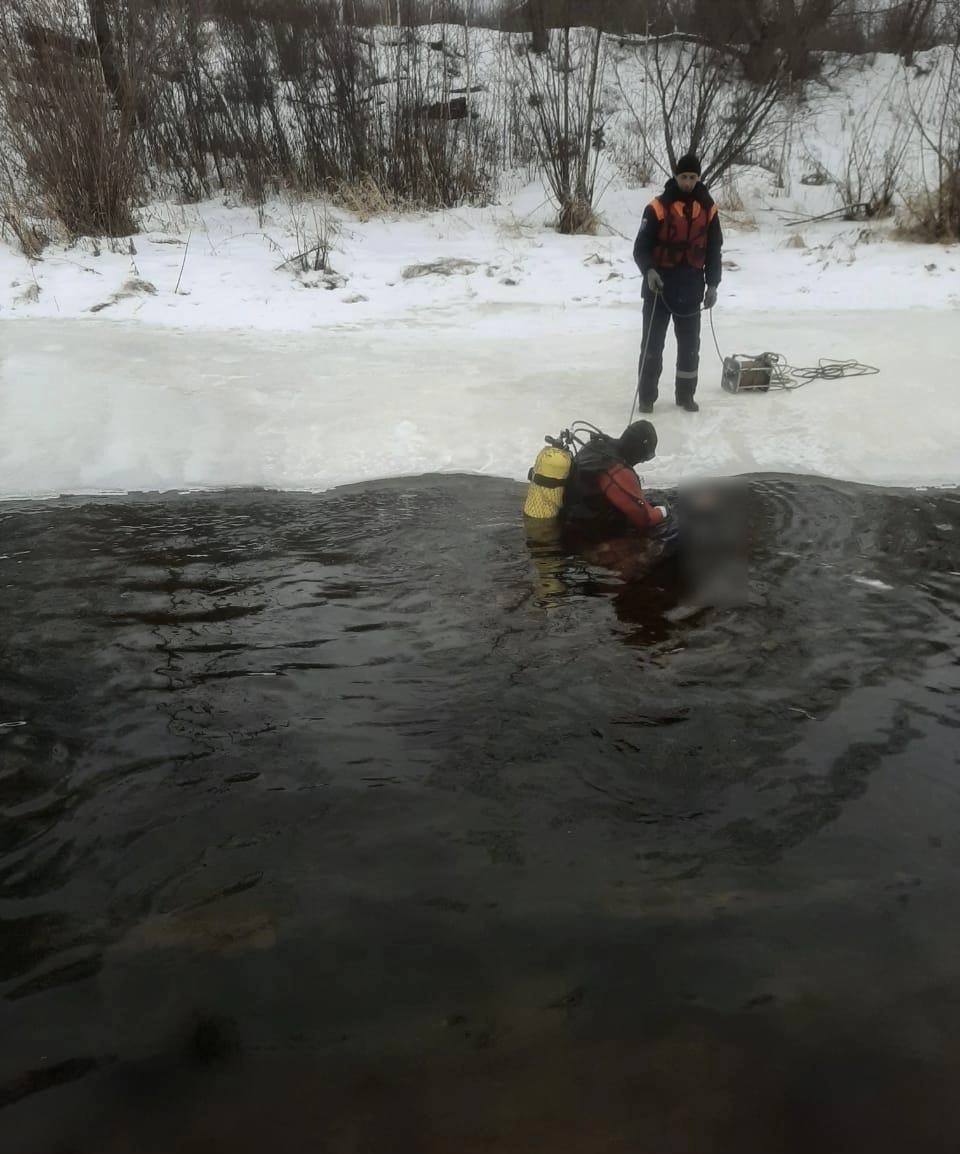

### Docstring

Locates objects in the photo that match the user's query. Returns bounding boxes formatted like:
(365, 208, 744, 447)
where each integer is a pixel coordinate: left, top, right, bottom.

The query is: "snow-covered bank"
(2, 37, 958, 499)
(2, 308, 958, 500)
(1, 186, 958, 332)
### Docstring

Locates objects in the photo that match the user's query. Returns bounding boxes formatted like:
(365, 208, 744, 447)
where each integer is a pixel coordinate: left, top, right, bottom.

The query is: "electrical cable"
(629, 287, 878, 413)
(706, 296, 878, 388)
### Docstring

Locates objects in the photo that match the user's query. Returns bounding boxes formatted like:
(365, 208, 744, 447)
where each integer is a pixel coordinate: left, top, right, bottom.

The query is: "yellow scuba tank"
(523, 444, 573, 519)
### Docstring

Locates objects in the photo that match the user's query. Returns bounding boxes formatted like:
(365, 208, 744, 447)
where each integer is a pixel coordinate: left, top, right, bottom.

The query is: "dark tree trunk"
(87, 0, 124, 98)
(527, 0, 548, 54)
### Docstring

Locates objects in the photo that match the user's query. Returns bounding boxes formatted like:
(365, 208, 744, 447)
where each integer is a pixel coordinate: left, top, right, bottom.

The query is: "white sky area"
(0, 47, 958, 499)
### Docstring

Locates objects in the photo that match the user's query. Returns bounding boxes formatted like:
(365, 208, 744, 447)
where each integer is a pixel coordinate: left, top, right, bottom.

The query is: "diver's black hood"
(617, 420, 658, 466)
(575, 422, 657, 471)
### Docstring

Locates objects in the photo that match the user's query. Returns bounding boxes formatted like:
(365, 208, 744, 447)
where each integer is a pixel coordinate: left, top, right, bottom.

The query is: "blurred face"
(676, 171, 699, 194)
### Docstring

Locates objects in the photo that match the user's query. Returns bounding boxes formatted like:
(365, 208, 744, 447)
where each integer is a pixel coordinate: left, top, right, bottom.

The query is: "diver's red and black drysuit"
(561, 435, 666, 537)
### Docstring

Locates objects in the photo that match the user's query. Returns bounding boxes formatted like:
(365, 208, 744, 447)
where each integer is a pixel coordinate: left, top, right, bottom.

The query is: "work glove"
(704, 285, 718, 310)
(646, 268, 664, 294)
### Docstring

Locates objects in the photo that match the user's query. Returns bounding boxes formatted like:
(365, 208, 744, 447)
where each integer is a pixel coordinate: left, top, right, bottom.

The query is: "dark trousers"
(638, 294, 702, 405)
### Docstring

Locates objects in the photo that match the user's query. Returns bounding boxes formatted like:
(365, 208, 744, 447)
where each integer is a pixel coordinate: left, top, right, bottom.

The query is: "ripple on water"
(0, 475, 959, 1152)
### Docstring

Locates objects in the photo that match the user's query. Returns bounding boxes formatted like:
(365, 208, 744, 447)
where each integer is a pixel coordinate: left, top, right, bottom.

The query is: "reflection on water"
(1, 474, 959, 1153)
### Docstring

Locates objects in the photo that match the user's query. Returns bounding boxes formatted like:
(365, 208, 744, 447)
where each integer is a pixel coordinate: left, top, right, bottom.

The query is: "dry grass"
(716, 175, 745, 213)
(332, 175, 402, 221)
(897, 177, 960, 242)
(721, 209, 760, 232)
(0, 198, 50, 257)
(495, 209, 542, 240)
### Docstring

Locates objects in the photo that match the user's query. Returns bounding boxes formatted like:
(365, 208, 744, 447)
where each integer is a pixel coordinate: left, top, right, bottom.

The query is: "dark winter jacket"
(633, 178, 723, 311)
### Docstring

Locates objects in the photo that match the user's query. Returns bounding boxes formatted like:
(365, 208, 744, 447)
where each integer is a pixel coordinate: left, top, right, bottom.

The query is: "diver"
(560, 420, 669, 537)
(523, 419, 675, 596)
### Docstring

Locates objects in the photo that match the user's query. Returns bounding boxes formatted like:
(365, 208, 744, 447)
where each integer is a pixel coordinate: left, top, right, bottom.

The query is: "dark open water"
(1, 474, 959, 1153)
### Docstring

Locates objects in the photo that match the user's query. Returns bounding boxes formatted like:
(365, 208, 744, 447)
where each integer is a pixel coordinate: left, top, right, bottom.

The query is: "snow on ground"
(1, 203, 958, 498)
(0, 43, 958, 499)
(1, 177, 958, 500)
(2, 303, 958, 499)
(1, 180, 957, 332)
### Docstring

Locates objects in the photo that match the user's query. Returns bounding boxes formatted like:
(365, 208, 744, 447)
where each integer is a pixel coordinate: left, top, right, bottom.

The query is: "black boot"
(639, 400, 654, 414)
(676, 397, 699, 412)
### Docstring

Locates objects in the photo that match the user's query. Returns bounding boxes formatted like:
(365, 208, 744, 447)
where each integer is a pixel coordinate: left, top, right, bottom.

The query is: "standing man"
(632, 153, 723, 413)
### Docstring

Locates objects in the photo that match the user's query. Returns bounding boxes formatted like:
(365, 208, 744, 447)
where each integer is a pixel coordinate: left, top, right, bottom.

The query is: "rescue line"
(628, 285, 880, 422)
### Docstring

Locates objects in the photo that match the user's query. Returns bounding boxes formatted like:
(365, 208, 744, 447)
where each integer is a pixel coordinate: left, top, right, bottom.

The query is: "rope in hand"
(629, 286, 710, 424)
(628, 290, 660, 425)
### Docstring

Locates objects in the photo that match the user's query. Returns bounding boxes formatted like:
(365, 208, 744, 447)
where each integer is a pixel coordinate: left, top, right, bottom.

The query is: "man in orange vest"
(632, 153, 723, 413)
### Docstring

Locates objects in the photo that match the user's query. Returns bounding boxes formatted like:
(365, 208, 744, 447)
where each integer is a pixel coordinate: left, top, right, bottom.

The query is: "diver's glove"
(704, 285, 718, 309)
(647, 268, 664, 293)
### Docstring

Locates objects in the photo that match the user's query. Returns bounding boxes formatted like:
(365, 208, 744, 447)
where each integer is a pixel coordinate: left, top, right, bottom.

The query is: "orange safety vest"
(650, 196, 718, 271)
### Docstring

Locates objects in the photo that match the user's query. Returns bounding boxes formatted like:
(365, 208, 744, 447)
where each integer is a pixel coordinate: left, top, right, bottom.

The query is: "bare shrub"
(0, 196, 50, 256)
(343, 0, 496, 28)
(609, 0, 853, 190)
(500, 0, 687, 38)
(902, 34, 960, 239)
(0, 1, 501, 226)
(209, 3, 295, 203)
(609, 119, 656, 188)
(517, 21, 607, 233)
(809, 83, 916, 220)
(137, 0, 378, 203)
(0, 0, 142, 237)
(808, 4, 869, 55)
(878, 0, 938, 63)
(901, 174, 960, 239)
(277, 193, 338, 273)
(615, 24, 793, 189)
(124, 1, 217, 203)
(500, 0, 959, 55)
(716, 172, 744, 212)
(379, 25, 492, 207)
(188, 5, 499, 209)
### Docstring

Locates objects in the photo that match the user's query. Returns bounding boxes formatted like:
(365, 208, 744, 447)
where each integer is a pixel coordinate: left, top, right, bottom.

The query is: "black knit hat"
(618, 420, 657, 466)
(674, 152, 702, 176)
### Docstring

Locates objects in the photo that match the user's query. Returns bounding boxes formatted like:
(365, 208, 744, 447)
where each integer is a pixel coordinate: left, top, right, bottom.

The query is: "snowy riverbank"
(1, 180, 958, 332)
(2, 302, 958, 500)
(2, 35, 959, 500)
(2, 151, 959, 500)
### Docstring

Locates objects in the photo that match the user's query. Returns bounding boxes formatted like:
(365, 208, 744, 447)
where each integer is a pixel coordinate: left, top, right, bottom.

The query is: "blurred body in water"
(527, 475, 750, 621)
